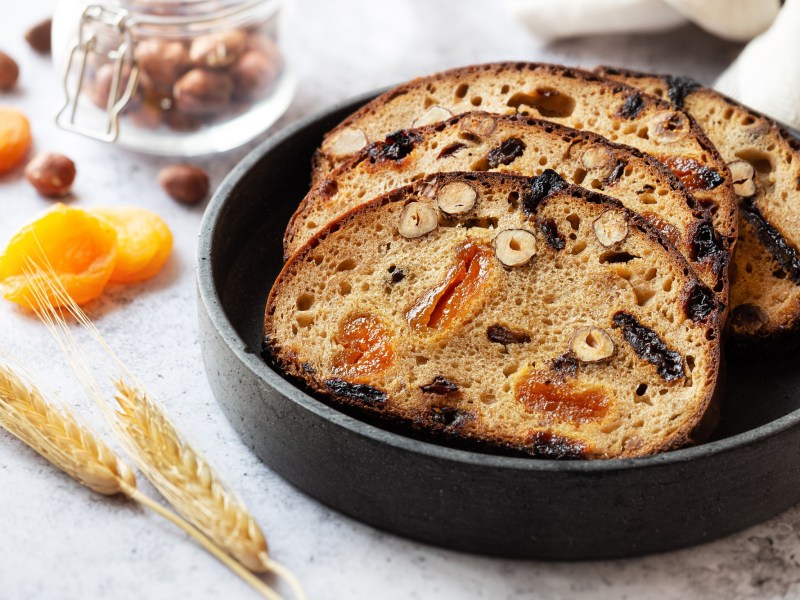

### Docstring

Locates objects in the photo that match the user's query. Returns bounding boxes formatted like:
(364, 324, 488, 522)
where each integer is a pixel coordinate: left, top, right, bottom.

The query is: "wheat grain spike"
(112, 379, 271, 573)
(0, 363, 136, 496)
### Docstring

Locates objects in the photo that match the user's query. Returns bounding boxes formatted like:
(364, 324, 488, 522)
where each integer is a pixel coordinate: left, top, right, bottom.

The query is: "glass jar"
(52, 0, 294, 155)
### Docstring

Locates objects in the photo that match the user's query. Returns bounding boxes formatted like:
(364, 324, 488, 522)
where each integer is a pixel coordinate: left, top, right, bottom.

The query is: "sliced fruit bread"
(313, 62, 737, 251)
(265, 171, 722, 459)
(286, 112, 730, 302)
(597, 66, 800, 345)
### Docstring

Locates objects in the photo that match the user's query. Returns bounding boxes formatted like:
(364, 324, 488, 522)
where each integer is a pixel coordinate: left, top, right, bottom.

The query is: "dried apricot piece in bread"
(92, 207, 172, 283)
(0, 204, 117, 307)
(0, 108, 32, 174)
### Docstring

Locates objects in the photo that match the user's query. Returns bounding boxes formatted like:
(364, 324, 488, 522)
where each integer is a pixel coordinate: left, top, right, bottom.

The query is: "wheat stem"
(123, 484, 284, 600)
(261, 556, 308, 600)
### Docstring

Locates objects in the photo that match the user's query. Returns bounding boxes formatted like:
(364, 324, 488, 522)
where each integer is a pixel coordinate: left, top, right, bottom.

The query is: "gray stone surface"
(2, 1, 793, 599)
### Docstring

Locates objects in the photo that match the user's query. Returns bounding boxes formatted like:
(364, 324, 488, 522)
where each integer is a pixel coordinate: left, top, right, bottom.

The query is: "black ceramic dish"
(197, 91, 800, 559)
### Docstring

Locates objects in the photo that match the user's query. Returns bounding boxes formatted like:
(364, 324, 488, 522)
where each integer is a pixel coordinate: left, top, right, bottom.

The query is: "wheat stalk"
(0, 359, 285, 600)
(22, 259, 306, 600)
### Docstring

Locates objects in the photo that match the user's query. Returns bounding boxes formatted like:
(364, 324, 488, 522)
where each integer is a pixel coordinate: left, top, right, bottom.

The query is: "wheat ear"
(0, 360, 285, 600)
(0, 361, 135, 496)
(23, 262, 306, 600)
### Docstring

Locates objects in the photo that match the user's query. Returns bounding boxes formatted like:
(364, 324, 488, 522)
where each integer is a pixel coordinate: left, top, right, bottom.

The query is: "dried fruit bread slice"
(265, 171, 722, 459)
(287, 112, 729, 301)
(313, 62, 737, 252)
(596, 66, 800, 345)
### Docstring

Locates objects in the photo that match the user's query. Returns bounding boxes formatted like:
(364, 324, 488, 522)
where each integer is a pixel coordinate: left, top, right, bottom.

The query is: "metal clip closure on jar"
(56, 4, 140, 142)
(52, 0, 293, 156)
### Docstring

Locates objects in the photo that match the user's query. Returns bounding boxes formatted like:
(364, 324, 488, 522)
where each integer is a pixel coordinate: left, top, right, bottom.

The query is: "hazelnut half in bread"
(265, 171, 722, 459)
(286, 112, 729, 302)
(313, 62, 737, 254)
(597, 66, 800, 346)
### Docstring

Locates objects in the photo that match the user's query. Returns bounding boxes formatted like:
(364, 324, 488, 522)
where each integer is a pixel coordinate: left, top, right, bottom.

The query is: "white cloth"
(506, 0, 780, 42)
(508, 0, 799, 128)
(715, 0, 800, 129)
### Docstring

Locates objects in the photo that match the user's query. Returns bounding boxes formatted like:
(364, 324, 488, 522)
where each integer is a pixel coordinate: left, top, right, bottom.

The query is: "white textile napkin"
(506, 0, 780, 42)
(715, 0, 800, 130)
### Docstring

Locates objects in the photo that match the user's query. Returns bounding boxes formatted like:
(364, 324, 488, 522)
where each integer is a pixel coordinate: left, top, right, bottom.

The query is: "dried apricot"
(92, 207, 173, 283)
(516, 370, 608, 424)
(406, 240, 492, 331)
(0, 108, 32, 174)
(0, 204, 117, 308)
(331, 314, 395, 381)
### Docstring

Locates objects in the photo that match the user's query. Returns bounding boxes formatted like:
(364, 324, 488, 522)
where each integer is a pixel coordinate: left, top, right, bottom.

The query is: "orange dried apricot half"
(0, 108, 32, 174)
(406, 240, 492, 332)
(91, 207, 173, 283)
(331, 313, 395, 381)
(516, 370, 609, 425)
(0, 204, 117, 308)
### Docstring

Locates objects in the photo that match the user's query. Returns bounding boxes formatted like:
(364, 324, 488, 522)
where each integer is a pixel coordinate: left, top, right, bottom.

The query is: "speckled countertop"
(2, 2, 797, 599)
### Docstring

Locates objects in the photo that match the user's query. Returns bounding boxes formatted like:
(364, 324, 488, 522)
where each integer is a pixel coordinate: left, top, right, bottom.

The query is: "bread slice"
(313, 62, 737, 248)
(596, 66, 800, 345)
(265, 171, 722, 459)
(287, 112, 730, 301)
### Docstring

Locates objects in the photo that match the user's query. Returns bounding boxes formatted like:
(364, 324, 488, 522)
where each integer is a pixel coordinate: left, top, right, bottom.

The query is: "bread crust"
(265, 171, 722, 459)
(596, 66, 800, 346)
(313, 62, 737, 254)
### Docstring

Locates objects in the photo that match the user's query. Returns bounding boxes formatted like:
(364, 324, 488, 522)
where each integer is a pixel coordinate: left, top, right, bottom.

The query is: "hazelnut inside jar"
(52, 0, 294, 156)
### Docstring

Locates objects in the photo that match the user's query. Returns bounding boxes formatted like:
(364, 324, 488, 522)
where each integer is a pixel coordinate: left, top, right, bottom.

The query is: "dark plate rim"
(197, 89, 800, 473)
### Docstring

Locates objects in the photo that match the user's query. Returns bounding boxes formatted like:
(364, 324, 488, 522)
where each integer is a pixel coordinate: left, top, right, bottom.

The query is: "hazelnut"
(89, 63, 134, 109)
(231, 50, 278, 99)
(25, 18, 52, 54)
(173, 69, 233, 115)
(248, 33, 282, 61)
(593, 210, 628, 246)
(459, 113, 497, 138)
(494, 229, 537, 267)
(0, 51, 19, 91)
(190, 30, 248, 68)
(164, 109, 203, 132)
(126, 102, 163, 129)
(436, 181, 477, 215)
(411, 105, 452, 128)
(569, 327, 615, 362)
(730, 303, 769, 334)
(728, 159, 756, 197)
(648, 111, 690, 144)
(581, 145, 615, 175)
(134, 39, 190, 89)
(158, 164, 210, 205)
(324, 127, 368, 157)
(25, 153, 76, 198)
(398, 202, 438, 238)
